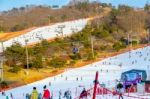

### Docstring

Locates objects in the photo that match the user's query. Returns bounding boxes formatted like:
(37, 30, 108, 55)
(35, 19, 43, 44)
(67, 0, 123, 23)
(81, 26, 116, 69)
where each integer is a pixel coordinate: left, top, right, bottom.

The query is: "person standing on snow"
(49, 82, 51, 86)
(116, 82, 124, 99)
(43, 85, 51, 99)
(10, 93, 13, 99)
(63, 89, 72, 99)
(59, 90, 62, 99)
(6, 96, 9, 99)
(38, 93, 42, 99)
(31, 87, 39, 99)
(2, 91, 5, 96)
(26, 93, 30, 99)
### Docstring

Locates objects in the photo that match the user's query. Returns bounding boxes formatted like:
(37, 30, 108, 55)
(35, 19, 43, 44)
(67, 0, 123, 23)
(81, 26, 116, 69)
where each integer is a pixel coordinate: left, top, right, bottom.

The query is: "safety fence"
(74, 71, 150, 99)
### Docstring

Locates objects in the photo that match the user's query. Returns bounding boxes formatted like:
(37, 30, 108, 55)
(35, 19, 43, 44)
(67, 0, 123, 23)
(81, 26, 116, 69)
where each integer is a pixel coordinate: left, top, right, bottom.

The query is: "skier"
(10, 93, 13, 99)
(68, 89, 72, 99)
(61, 74, 63, 78)
(54, 77, 56, 81)
(31, 87, 38, 99)
(81, 77, 83, 81)
(2, 91, 5, 96)
(49, 82, 51, 86)
(59, 90, 62, 99)
(63, 90, 67, 99)
(43, 85, 51, 99)
(76, 77, 78, 81)
(135, 60, 137, 63)
(106, 69, 108, 72)
(63, 89, 72, 99)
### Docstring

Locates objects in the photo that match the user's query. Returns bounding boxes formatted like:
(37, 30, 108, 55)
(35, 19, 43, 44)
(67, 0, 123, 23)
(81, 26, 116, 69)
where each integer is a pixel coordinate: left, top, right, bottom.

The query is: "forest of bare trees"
(0, 2, 103, 32)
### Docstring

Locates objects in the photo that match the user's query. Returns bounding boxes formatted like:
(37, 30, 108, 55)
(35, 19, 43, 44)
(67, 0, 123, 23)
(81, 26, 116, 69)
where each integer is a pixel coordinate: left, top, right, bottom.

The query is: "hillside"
(0, 2, 104, 32)
(1, 3, 150, 92)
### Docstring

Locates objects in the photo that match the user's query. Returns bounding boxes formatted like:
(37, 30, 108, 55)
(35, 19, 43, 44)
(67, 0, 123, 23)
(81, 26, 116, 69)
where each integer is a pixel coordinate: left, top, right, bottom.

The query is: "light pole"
(25, 39, 29, 75)
(0, 20, 3, 33)
(0, 41, 4, 81)
(147, 28, 150, 44)
(91, 36, 94, 59)
(90, 26, 95, 59)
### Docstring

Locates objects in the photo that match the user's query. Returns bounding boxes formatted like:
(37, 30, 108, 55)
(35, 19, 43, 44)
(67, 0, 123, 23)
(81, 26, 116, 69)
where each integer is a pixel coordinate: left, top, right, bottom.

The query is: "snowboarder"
(31, 87, 38, 99)
(43, 85, 51, 99)
(66, 77, 68, 81)
(81, 77, 83, 81)
(132, 61, 134, 64)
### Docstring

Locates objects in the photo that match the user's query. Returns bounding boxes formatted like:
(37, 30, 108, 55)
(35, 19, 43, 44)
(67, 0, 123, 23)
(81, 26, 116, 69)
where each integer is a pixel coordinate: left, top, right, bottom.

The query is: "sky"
(0, 0, 150, 11)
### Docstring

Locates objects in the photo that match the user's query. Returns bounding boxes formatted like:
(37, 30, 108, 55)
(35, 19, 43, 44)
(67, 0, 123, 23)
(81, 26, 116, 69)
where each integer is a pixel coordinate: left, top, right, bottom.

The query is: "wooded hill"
(0, 2, 104, 32)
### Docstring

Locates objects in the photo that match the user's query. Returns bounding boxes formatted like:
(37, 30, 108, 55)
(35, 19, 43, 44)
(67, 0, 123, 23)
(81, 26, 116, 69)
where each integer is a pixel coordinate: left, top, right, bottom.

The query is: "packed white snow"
(1, 45, 150, 99)
(0, 18, 88, 52)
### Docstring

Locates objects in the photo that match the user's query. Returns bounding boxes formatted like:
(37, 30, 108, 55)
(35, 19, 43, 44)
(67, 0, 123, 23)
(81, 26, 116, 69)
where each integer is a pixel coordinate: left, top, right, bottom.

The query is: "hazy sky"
(0, 0, 150, 11)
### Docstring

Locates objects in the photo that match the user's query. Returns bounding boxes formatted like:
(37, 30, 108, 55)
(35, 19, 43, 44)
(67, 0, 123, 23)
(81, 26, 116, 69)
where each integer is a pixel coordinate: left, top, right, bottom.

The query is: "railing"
(74, 71, 150, 99)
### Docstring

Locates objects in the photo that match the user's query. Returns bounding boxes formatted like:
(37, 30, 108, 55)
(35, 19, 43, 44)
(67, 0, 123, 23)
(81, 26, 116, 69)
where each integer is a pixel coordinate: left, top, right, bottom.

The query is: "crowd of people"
(1, 85, 51, 99)
(1, 85, 90, 99)
(25, 85, 51, 99)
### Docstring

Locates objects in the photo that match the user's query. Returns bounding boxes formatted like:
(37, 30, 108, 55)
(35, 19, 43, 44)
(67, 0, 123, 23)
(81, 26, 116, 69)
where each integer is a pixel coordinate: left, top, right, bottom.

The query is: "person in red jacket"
(43, 85, 51, 99)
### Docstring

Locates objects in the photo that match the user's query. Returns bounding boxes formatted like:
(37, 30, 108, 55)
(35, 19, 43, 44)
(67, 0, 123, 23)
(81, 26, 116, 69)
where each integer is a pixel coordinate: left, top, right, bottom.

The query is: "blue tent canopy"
(121, 69, 147, 82)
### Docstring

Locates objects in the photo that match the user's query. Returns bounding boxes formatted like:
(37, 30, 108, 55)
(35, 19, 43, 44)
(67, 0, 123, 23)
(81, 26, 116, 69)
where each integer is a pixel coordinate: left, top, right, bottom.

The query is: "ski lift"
(72, 47, 78, 54)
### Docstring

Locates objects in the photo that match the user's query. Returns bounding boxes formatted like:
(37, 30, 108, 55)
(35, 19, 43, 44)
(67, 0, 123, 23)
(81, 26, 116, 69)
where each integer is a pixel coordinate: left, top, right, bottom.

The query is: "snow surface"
(1, 45, 150, 99)
(0, 18, 88, 52)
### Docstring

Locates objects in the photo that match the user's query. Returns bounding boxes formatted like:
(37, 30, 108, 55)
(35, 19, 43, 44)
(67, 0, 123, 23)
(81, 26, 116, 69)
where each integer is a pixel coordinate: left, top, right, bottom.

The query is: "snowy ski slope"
(1, 45, 150, 99)
(0, 18, 88, 52)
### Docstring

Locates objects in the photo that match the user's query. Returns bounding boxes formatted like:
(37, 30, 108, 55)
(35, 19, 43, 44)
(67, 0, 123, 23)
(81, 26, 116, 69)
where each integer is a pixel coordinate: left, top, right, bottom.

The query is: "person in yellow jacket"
(31, 87, 39, 99)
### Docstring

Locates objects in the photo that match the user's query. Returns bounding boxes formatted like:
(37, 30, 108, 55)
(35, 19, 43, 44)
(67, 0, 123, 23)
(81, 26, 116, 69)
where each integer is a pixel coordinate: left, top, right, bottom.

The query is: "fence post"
(93, 71, 99, 99)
